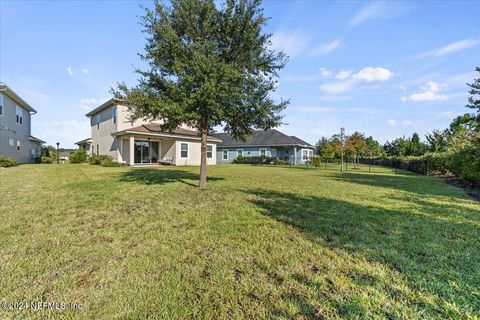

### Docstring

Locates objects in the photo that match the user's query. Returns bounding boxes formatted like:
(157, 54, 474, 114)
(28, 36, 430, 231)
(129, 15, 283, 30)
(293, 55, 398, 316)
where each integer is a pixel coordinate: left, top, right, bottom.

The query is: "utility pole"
(340, 127, 345, 173)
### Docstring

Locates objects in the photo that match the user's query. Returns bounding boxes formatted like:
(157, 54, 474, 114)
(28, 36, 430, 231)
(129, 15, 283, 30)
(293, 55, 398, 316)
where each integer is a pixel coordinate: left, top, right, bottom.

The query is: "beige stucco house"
(76, 99, 221, 166)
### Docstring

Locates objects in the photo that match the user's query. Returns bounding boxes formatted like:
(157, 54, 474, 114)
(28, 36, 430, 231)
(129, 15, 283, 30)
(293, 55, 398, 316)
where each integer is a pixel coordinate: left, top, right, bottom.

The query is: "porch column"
(129, 136, 135, 166)
(294, 146, 297, 165)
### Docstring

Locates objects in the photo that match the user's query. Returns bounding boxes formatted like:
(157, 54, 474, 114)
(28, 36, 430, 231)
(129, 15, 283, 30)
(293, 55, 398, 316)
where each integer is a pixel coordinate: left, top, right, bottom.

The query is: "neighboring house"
(0, 83, 45, 164)
(76, 99, 221, 166)
(213, 129, 315, 164)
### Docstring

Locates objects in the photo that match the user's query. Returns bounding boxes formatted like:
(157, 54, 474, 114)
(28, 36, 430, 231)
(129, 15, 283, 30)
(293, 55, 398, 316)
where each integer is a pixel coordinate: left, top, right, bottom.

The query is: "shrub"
(69, 149, 88, 164)
(274, 159, 289, 165)
(233, 156, 275, 164)
(101, 158, 126, 167)
(41, 156, 54, 164)
(88, 155, 111, 165)
(311, 156, 321, 167)
(0, 156, 16, 167)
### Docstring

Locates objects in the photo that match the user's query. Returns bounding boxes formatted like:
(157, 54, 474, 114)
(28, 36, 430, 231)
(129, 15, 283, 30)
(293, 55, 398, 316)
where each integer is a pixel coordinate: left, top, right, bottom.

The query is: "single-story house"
(213, 129, 315, 164)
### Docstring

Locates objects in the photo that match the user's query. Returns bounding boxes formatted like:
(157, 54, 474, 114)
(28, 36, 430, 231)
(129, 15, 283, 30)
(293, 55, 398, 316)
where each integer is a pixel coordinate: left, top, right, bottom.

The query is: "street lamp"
(56, 142, 60, 164)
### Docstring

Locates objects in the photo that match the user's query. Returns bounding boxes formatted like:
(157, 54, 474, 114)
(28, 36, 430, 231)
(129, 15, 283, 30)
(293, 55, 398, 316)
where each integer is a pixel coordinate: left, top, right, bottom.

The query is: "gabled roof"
(114, 123, 222, 142)
(29, 136, 45, 144)
(85, 99, 116, 117)
(75, 138, 92, 145)
(0, 82, 37, 113)
(213, 129, 314, 148)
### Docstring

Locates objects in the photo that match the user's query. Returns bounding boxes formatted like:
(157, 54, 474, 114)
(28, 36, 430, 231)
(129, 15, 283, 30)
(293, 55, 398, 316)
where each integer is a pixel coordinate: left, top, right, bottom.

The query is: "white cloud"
(66, 67, 73, 76)
(296, 106, 333, 113)
(318, 95, 351, 102)
(334, 70, 353, 80)
(351, 2, 409, 27)
(82, 68, 89, 74)
(419, 39, 479, 58)
(387, 119, 397, 126)
(387, 119, 412, 126)
(402, 120, 413, 125)
(311, 40, 341, 56)
(270, 30, 309, 58)
(352, 67, 393, 82)
(402, 81, 448, 102)
(319, 66, 393, 94)
(319, 80, 355, 94)
(320, 67, 333, 78)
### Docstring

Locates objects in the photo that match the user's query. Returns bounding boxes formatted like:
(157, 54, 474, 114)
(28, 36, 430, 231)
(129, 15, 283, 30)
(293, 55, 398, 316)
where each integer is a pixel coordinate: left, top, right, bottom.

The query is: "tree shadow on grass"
(243, 188, 480, 317)
(329, 172, 472, 199)
(120, 168, 224, 187)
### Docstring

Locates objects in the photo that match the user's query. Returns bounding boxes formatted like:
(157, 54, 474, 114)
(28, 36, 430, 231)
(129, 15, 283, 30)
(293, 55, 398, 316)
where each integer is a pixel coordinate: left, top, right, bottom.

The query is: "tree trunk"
(199, 129, 208, 190)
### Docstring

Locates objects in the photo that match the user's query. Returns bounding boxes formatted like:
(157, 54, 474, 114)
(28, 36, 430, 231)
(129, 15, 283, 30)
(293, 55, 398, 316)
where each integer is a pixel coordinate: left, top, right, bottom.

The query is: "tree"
(466, 66, 480, 129)
(365, 136, 385, 158)
(384, 137, 408, 157)
(316, 137, 333, 158)
(407, 132, 427, 156)
(425, 129, 448, 152)
(345, 132, 366, 165)
(113, 0, 288, 189)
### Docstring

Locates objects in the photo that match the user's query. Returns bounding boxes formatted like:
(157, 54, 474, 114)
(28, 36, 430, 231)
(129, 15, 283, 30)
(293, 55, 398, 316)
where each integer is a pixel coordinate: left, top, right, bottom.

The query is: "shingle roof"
(213, 129, 314, 148)
(115, 123, 221, 142)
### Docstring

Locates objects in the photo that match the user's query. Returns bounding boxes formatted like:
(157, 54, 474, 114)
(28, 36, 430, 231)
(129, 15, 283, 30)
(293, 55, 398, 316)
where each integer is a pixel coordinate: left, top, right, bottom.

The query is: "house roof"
(29, 136, 45, 144)
(213, 129, 314, 148)
(114, 123, 222, 142)
(75, 138, 92, 145)
(0, 82, 37, 113)
(85, 98, 116, 117)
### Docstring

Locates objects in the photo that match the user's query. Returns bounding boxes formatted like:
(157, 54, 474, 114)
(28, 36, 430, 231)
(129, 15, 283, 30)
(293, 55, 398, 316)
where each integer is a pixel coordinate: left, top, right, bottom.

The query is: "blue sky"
(1, 1, 479, 148)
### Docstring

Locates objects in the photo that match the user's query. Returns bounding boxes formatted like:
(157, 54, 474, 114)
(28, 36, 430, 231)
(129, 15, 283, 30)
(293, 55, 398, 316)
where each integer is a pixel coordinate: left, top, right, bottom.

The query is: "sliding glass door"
(134, 140, 159, 164)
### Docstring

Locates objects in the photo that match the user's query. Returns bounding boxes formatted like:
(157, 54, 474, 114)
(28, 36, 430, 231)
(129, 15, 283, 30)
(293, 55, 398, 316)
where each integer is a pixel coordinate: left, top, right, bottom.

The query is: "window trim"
(302, 149, 310, 161)
(0, 94, 3, 116)
(16, 105, 23, 125)
(9, 138, 14, 147)
(259, 148, 267, 157)
(222, 149, 228, 160)
(112, 106, 117, 124)
(236, 149, 243, 158)
(16, 140, 21, 152)
(206, 144, 213, 159)
(180, 142, 189, 159)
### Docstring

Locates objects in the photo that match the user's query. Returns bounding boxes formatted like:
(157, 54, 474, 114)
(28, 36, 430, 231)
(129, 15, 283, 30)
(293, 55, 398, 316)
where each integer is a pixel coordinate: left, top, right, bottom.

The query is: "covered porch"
(119, 135, 177, 166)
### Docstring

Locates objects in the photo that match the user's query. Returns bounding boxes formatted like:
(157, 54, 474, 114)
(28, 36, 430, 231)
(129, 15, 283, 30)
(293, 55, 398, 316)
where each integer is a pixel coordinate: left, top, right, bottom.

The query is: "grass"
(0, 164, 479, 319)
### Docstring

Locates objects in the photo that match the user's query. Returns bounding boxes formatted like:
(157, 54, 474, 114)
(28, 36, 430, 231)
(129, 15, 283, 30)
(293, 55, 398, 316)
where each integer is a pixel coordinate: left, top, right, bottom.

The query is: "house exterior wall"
(216, 146, 273, 163)
(90, 105, 119, 160)
(174, 139, 217, 166)
(216, 145, 315, 164)
(0, 92, 36, 164)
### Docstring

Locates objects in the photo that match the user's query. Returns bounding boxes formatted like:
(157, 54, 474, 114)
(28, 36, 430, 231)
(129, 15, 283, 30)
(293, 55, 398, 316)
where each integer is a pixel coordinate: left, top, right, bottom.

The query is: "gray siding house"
(0, 83, 44, 164)
(213, 129, 315, 164)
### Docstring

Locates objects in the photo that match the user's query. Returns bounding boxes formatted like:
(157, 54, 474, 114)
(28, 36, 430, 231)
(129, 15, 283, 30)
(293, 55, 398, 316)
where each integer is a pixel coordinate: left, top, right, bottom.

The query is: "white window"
(207, 145, 213, 159)
(180, 143, 188, 158)
(16, 105, 23, 125)
(237, 149, 243, 157)
(96, 114, 100, 129)
(112, 106, 117, 124)
(96, 144, 99, 155)
(0, 94, 3, 116)
(302, 149, 309, 161)
(31, 149, 36, 156)
(222, 149, 228, 160)
(9, 138, 14, 146)
(16, 141, 21, 152)
(259, 148, 267, 157)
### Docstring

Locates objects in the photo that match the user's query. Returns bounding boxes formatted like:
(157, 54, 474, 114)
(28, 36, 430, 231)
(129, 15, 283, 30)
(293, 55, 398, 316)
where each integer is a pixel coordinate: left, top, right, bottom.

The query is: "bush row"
(0, 156, 16, 167)
(88, 154, 126, 167)
(424, 143, 480, 184)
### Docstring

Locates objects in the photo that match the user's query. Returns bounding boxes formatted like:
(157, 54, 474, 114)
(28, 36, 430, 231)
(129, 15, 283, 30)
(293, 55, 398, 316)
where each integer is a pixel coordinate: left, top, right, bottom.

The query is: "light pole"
(56, 142, 60, 164)
(340, 127, 345, 172)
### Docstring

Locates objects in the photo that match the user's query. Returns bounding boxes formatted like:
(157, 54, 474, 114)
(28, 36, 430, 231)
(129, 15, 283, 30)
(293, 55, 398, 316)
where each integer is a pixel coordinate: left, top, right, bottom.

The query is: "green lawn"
(0, 164, 479, 319)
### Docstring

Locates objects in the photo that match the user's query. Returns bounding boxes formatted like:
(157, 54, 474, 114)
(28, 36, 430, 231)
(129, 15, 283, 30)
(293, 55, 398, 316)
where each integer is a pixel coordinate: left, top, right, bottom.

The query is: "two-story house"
(0, 83, 45, 164)
(76, 99, 221, 166)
